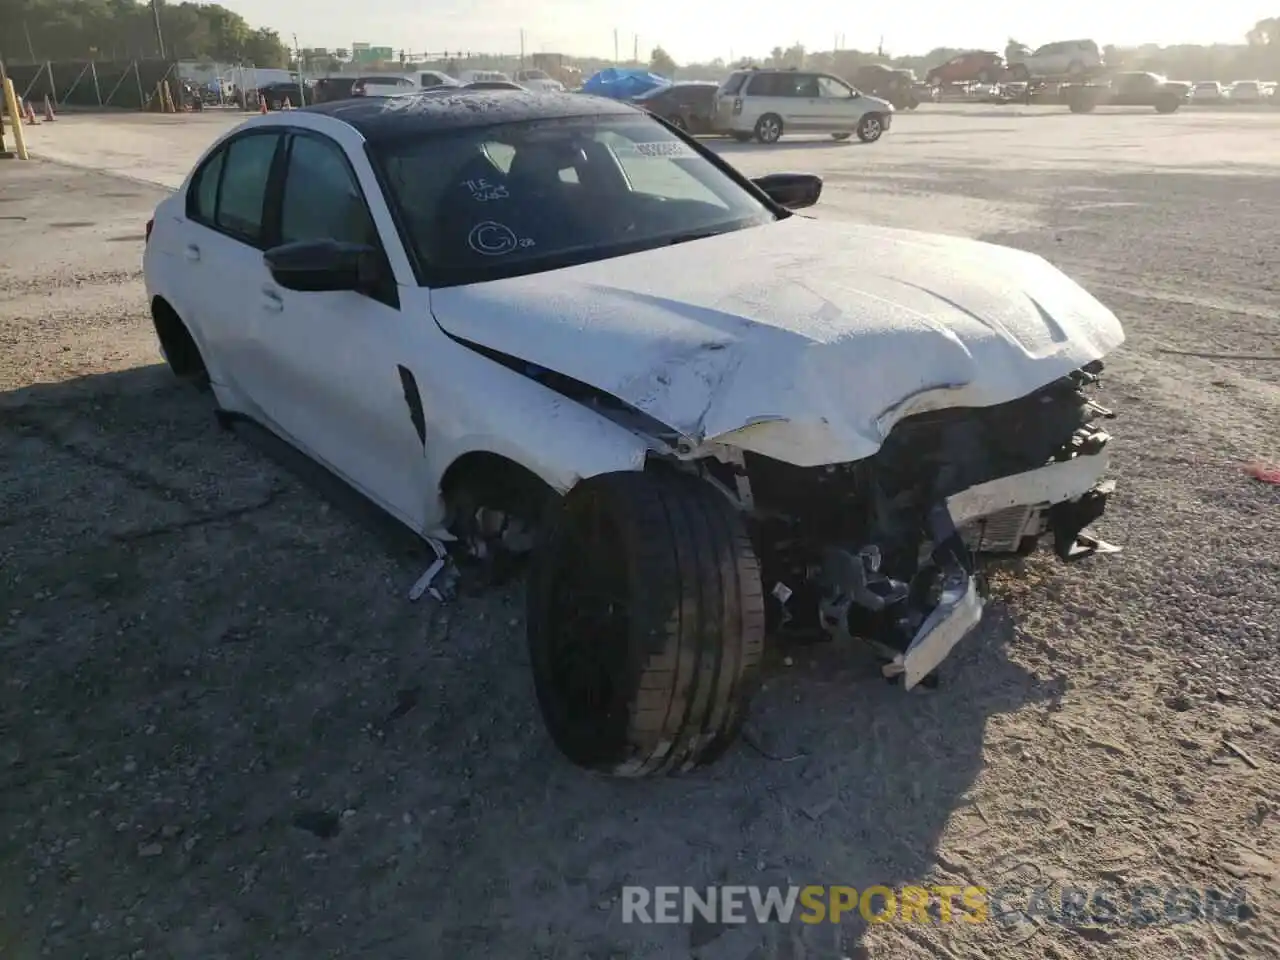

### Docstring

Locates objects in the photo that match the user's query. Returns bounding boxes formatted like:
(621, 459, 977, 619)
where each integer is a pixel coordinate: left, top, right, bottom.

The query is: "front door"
(240, 130, 431, 529)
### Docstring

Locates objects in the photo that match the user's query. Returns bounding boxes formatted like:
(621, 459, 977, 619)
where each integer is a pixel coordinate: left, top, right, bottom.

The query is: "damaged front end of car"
(691, 360, 1119, 688)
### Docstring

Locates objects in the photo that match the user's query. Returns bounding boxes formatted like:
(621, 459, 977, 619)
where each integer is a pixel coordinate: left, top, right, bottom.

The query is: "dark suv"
(633, 81, 719, 133)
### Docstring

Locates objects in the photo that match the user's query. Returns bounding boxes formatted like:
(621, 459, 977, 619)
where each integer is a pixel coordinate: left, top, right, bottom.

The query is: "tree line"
(0, 0, 289, 66)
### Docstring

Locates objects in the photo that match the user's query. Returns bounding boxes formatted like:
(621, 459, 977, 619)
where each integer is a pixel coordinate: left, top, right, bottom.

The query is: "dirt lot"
(2, 108, 1278, 960)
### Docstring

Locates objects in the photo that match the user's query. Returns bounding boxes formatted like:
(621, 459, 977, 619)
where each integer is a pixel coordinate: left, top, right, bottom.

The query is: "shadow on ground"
(0, 365, 1054, 958)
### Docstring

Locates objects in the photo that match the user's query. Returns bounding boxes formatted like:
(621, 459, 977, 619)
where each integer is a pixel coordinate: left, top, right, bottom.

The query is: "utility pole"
(293, 33, 306, 106)
(519, 29, 525, 69)
(613, 29, 619, 64)
(151, 0, 166, 59)
(633, 34, 638, 64)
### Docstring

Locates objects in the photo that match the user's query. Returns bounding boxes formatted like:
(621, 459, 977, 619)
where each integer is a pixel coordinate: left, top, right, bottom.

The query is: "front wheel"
(754, 113, 783, 143)
(857, 112, 886, 142)
(527, 471, 766, 776)
(1154, 93, 1181, 114)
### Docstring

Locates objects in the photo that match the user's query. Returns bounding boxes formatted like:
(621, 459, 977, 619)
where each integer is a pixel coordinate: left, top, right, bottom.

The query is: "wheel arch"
(150, 295, 208, 381)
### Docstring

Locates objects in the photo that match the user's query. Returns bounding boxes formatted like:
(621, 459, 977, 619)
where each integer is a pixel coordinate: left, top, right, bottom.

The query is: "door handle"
(260, 287, 284, 312)
(184, 244, 201, 262)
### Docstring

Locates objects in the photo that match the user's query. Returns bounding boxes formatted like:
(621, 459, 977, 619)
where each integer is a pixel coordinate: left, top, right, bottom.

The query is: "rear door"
(180, 130, 286, 400)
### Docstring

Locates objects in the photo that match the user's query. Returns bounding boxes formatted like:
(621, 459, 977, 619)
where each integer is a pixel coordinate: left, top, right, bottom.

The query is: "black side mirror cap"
(263, 239, 379, 293)
(752, 173, 823, 211)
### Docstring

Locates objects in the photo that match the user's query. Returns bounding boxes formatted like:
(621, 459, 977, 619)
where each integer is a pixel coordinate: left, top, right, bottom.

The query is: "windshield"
(374, 113, 776, 287)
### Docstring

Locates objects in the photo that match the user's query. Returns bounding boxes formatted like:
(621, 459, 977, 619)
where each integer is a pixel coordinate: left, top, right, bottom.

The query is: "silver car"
(712, 68, 895, 144)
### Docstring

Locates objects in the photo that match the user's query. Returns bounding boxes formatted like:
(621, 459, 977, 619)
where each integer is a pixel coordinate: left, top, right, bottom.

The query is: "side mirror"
(263, 239, 379, 293)
(753, 173, 823, 211)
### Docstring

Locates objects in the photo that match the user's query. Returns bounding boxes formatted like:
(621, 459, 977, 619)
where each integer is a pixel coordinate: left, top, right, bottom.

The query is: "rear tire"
(151, 299, 209, 391)
(754, 113, 783, 143)
(527, 471, 766, 777)
(1154, 93, 1181, 114)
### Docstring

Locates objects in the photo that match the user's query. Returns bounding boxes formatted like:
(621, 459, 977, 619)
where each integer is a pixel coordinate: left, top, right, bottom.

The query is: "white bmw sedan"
(145, 90, 1124, 777)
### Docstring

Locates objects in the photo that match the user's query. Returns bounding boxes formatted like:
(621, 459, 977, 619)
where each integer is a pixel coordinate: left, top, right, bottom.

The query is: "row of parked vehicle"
(252, 67, 566, 110)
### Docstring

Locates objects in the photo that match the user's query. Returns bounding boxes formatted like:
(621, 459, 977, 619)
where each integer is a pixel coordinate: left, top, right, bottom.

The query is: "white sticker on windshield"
(467, 221, 534, 256)
(615, 141, 698, 160)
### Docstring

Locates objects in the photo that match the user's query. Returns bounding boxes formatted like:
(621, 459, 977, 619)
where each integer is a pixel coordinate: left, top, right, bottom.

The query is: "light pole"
(151, 0, 166, 59)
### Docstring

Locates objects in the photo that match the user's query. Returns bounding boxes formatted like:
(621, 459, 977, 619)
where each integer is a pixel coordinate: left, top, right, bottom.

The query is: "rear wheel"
(856, 112, 886, 142)
(151, 299, 209, 391)
(527, 471, 766, 776)
(1154, 93, 1181, 114)
(754, 113, 783, 143)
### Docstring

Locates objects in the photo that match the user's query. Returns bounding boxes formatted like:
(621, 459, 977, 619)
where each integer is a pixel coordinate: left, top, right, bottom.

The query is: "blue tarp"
(581, 67, 671, 100)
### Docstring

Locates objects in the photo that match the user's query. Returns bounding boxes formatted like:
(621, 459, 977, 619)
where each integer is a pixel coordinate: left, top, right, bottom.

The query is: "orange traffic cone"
(43, 95, 56, 121)
(259, 97, 269, 114)
(282, 97, 293, 110)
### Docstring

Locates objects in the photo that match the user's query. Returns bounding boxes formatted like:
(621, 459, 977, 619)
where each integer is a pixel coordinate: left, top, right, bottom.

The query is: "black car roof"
(300, 89, 637, 142)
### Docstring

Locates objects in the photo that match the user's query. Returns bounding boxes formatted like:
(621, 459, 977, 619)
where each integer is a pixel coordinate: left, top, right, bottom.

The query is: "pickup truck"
(1066, 72, 1191, 114)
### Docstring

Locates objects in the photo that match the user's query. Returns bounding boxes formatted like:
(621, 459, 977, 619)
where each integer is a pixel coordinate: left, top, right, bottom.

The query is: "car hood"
(429, 216, 1125, 467)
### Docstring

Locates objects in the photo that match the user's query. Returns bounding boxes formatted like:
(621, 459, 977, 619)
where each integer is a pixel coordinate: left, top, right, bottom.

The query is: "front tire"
(528, 471, 765, 777)
(754, 113, 783, 143)
(1154, 93, 1181, 113)
(856, 112, 886, 142)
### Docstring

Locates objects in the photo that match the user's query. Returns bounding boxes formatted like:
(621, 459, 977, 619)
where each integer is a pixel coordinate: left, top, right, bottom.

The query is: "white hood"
(429, 217, 1125, 467)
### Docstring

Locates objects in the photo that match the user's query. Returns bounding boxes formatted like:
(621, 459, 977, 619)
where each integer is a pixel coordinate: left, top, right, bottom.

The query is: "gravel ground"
(1, 108, 1278, 960)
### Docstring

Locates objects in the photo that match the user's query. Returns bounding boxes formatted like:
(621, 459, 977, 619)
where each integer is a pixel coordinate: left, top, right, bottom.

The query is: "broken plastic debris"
(408, 538, 449, 602)
(1243, 462, 1280, 485)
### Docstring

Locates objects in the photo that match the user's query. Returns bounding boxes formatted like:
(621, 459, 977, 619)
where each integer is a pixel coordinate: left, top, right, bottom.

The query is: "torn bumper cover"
(815, 451, 1118, 689)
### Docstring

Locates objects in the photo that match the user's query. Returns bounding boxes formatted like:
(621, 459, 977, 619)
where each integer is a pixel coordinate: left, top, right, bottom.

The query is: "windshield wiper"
(664, 228, 728, 247)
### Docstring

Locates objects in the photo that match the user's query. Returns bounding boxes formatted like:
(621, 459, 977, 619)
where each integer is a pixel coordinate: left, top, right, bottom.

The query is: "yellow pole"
(2, 78, 29, 160)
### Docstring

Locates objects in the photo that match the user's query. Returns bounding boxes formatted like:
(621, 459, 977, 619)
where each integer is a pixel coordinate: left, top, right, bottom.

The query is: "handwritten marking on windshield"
(467, 221, 534, 256)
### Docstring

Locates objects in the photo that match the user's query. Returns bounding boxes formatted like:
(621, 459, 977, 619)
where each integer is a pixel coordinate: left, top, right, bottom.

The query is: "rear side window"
(720, 72, 749, 95)
(214, 133, 281, 245)
(187, 149, 225, 222)
(746, 73, 781, 96)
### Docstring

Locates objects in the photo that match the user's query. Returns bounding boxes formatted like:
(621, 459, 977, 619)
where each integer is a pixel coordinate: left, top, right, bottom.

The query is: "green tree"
(649, 45, 677, 76)
(0, 0, 288, 65)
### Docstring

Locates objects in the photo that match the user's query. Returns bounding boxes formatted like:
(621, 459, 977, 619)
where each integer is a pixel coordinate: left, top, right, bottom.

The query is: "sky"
(222, 0, 1268, 63)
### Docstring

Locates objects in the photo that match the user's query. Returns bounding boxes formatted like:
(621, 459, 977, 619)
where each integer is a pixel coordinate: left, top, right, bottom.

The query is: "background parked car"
(513, 68, 565, 92)
(633, 81, 720, 133)
(1192, 80, 1225, 102)
(1066, 72, 1189, 114)
(1007, 39, 1103, 81)
(853, 65, 919, 109)
(925, 51, 1005, 86)
(256, 79, 311, 109)
(713, 68, 895, 143)
(1227, 80, 1263, 103)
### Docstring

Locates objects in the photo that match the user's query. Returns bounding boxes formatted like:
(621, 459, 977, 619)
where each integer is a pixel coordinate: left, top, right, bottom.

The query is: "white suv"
(712, 68, 895, 144)
(1006, 40, 1102, 81)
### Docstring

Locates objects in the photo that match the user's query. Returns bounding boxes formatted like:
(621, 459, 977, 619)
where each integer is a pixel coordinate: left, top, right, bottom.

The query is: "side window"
(746, 73, 779, 96)
(279, 134, 377, 247)
(795, 75, 820, 97)
(817, 76, 851, 98)
(215, 133, 280, 244)
(720, 72, 748, 95)
(187, 148, 225, 222)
